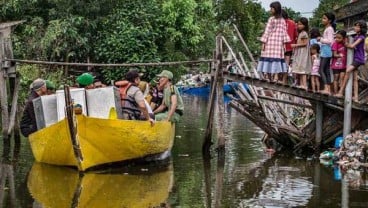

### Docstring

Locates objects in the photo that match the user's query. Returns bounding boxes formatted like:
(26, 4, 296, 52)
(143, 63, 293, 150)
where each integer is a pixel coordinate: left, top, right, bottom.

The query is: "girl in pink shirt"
(331, 30, 347, 94)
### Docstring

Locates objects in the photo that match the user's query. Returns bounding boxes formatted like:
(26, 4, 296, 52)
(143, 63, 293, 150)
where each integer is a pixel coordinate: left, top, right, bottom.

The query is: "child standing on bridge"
(318, 12, 335, 95)
(330, 30, 347, 95)
(336, 20, 367, 102)
(310, 44, 321, 93)
(257, 1, 290, 82)
(291, 17, 311, 90)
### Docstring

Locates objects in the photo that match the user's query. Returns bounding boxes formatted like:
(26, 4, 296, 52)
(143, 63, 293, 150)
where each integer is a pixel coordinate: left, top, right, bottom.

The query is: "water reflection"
(27, 162, 173, 208)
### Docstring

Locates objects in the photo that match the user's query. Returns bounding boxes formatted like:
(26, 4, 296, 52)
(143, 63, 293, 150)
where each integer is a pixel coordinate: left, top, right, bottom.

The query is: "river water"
(1, 95, 368, 207)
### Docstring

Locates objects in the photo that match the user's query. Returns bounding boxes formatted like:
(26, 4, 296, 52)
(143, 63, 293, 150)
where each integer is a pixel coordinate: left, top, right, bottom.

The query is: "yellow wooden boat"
(29, 114, 175, 171)
(28, 162, 173, 208)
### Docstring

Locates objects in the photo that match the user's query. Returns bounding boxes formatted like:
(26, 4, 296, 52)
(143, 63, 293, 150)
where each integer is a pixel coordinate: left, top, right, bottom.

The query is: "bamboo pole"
(6, 58, 214, 68)
(221, 37, 245, 75)
(233, 24, 257, 65)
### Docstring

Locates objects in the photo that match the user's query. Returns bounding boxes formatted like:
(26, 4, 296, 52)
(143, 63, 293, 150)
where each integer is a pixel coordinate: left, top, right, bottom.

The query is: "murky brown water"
(0, 95, 367, 207)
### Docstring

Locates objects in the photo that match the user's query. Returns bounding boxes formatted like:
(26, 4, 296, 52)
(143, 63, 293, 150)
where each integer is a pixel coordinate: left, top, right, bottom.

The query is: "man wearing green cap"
(45, 80, 56, 95)
(153, 70, 184, 123)
(76, 73, 94, 89)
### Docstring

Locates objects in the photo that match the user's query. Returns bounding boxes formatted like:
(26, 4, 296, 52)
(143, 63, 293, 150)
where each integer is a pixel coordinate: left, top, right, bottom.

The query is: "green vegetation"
(0, 0, 352, 89)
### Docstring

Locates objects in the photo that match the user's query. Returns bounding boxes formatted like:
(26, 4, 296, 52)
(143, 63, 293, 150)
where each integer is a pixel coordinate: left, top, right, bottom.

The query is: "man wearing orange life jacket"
(116, 70, 154, 125)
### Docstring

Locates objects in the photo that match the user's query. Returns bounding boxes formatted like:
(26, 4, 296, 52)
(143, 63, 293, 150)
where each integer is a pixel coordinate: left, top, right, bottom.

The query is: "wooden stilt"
(216, 36, 225, 150)
(315, 101, 323, 150)
(343, 35, 354, 138)
(7, 77, 20, 136)
(0, 68, 9, 142)
(214, 152, 225, 208)
(203, 54, 219, 154)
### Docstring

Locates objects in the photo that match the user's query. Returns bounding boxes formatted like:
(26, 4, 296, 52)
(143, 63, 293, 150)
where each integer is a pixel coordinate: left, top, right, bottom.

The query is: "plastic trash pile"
(319, 130, 368, 169)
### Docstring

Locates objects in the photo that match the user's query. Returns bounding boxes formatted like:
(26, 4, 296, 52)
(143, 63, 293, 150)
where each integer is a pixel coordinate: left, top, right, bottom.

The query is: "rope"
(5, 58, 214, 68)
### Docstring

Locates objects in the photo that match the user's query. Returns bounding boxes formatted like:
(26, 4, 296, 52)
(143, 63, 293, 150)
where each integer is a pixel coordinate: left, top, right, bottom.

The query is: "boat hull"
(29, 115, 175, 171)
(28, 162, 173, 208)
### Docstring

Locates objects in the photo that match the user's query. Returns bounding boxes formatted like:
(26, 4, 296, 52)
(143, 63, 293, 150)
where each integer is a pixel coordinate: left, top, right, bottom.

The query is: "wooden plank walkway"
(223, 71, 368, 112)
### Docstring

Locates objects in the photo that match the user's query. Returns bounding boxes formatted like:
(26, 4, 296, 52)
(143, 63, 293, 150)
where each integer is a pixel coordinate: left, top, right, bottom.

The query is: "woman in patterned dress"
(257, 1, 290, 82)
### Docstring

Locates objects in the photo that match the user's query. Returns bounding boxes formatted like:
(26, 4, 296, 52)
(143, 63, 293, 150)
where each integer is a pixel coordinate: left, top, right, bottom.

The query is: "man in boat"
(120, 69, 154, 124)
(76, 73, 95, 89)
(148, 79, 164, 111)
(20, 78, 48, 137)
(45, 80, 56, 95)
(93, 79, 106, 88)
(153, 70, 184, 123)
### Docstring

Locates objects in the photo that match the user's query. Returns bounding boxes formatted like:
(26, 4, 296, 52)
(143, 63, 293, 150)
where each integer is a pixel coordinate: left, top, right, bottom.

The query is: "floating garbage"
(319, 151, 334, 160)
(337, 130, 368, 169)
(334, 136, 343, 149)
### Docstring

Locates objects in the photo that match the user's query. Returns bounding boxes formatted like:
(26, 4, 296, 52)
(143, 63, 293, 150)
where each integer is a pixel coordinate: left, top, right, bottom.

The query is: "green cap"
(157, 70, 173, 80)
(76, 73, 94, 86)
(45, 80, 55, 90)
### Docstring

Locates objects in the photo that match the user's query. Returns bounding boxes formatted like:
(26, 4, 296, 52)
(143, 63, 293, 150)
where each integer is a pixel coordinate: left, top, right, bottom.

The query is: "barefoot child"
(310, 44, 321, 92)
(318, 12, 335, 94)
(331, 30, 347, 94)
(336, 20, 367, 102)
(257, 1, 290, 82)
(291, 17, 311, 90)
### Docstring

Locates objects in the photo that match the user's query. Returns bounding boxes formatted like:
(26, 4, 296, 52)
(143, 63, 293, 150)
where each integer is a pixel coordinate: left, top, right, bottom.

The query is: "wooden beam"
(223, 72, 368, 112)
(0, 21, 25, 30)
(335, 1, 368, 21)
(256, 95, 312, 108)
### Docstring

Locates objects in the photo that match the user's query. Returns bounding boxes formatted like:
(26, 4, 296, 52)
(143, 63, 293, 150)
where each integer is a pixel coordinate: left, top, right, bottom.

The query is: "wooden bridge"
(203, 32, 368, 154)
(223, 71, 368, 112)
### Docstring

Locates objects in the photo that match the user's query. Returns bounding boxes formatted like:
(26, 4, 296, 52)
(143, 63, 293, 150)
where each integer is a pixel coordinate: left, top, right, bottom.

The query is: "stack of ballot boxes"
(33, 94, 58, 130)
(56, 88, 87, 121)
(86, 86, 123, 119)
(33, 87, 123, 131)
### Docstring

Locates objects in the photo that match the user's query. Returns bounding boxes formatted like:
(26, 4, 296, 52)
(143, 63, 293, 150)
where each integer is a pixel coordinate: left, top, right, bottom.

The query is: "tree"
(309, 0, 350, 28)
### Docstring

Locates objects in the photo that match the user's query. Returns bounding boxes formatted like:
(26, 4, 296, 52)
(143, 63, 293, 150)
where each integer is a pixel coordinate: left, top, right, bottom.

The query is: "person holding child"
(310, 44, 321, 92)
(331, 30, 347, 94)
(291, 17, 311, 90)
(336, 20, 367, 102)
(257, 1, 290, 82)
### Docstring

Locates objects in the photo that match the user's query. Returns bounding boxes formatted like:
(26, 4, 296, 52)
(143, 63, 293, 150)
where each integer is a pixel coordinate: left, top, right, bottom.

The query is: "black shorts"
(352, 61, 364, 69)
(284, 51, 292, 56)
(332, 69, 346, 74)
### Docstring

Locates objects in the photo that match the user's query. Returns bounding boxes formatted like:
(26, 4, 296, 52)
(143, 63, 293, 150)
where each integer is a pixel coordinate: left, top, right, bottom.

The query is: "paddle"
(64, 85, 84, 170)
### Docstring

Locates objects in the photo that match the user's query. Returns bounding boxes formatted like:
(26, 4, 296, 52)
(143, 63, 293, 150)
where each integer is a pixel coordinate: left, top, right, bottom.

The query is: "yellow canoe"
(29, 115, 175, 171)
(28, 162, 173, 208)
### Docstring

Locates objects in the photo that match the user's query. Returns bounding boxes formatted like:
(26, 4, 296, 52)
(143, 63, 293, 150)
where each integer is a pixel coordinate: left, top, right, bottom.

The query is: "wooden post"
(203, 52, 218, 155)
(343, 35, 354, 138)
(216, 36, 225, 150)
(0, 54, 9, 142)
(315, 101, 323, 150)
(214, 151, 225, 208)
(7, 77, 20, 136)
